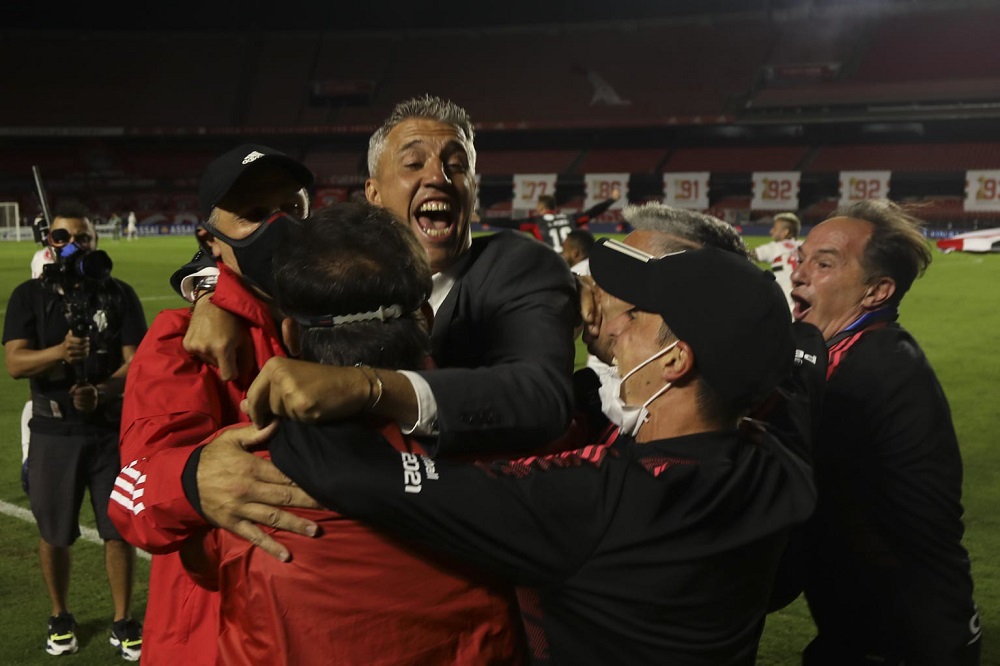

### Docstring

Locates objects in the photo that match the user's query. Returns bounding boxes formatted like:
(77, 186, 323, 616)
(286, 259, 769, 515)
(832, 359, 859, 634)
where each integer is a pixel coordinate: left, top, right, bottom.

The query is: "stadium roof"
(6, 0, 975, 32)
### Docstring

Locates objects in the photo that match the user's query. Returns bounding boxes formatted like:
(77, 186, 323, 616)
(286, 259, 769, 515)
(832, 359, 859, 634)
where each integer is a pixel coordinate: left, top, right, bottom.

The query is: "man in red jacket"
(181, 203, 524, 664)
(108, 144, 316, 665)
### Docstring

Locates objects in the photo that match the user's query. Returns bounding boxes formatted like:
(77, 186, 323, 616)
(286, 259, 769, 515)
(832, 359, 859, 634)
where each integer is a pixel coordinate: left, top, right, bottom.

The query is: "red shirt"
(191, 422, 524, 665)
(111, 264, 524, 664)
(110, 265, 286, 665)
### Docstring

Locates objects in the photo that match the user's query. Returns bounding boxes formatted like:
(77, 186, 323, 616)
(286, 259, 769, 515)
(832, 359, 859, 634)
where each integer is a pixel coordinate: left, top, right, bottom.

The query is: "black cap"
(198, 144, 314, 220)
(590, 239, 793, 411)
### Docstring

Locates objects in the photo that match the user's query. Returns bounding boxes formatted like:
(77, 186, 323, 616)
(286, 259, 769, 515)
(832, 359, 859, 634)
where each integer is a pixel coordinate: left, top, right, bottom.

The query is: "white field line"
(0, 499, 151, 561)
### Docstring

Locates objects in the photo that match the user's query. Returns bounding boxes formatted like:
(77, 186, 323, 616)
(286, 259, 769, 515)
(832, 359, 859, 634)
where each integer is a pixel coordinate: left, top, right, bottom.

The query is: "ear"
(280, 317, 301, 357)
(862, 276, 895, 310)
(364, 178, 382, 206)
(661, 340, 696, 384)
(196, 227, 223, 259)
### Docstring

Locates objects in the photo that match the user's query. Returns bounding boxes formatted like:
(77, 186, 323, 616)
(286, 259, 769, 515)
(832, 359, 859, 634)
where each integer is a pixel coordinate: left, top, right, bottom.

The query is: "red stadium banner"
(663, 172, 710, 210)
(839, 171, 891, 205)
(751, 172, 800, 211)
(964, 170, 1000, 212)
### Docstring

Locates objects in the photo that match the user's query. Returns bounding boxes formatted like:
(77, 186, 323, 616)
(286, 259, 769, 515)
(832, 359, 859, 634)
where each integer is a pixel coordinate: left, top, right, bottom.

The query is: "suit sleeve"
(108, 311, 229, 553)
(270, 420, 608, 587)
(419, 234, 578, 456)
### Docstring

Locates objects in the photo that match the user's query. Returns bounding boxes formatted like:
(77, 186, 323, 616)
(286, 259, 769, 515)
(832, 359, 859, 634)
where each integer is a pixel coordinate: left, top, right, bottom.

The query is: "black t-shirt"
(536, 213, 573, 251)
(270, 420, 816, 665)
(805, 323, 980, 663)
(3, 276, 147, 434)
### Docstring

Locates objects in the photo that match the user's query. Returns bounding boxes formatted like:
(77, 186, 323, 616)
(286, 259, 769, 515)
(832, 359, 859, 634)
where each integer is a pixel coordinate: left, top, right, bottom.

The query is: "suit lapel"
(430, 234, 491, 362)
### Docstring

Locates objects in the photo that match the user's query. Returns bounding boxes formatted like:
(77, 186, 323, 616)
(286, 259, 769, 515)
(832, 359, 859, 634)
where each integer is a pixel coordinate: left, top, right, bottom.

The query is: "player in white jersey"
(754, 212, 801, 317)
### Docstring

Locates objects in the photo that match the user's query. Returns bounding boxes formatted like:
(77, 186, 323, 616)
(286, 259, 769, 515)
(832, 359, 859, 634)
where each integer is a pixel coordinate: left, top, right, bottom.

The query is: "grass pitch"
(0, 233, 996, 664)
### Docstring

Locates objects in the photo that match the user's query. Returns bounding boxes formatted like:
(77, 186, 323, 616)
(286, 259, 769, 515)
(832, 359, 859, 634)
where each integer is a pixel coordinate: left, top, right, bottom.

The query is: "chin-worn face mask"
(597, 340, 679, 438)
(202, 212, 299, 297)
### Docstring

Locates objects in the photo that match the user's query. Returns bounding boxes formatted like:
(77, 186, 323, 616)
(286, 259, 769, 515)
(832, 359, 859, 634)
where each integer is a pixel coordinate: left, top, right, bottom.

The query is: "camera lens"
(76, 250, 113, 281)
(49, 228, 71, 246)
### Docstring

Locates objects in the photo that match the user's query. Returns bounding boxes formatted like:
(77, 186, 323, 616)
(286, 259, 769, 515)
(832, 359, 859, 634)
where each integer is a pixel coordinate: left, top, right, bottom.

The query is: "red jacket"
(111, 264, 524, 664)
(109, 265, 286, 665)
(188, 421, 524, 665)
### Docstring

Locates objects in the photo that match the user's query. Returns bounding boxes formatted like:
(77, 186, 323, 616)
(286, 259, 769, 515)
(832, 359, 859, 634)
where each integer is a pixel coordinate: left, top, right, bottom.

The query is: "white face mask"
(597, 340, 679, 437)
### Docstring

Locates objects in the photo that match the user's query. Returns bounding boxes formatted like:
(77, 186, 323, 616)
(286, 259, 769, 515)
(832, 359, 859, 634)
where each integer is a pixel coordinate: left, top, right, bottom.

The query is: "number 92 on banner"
(838, 171, 890, 204)
(751, 171, 800, 211)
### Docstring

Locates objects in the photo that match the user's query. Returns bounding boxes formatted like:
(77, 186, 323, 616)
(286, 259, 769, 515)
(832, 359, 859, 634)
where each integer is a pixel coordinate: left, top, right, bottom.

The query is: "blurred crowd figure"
(754, 211, 802, 316)
(125, 211, 138, 241)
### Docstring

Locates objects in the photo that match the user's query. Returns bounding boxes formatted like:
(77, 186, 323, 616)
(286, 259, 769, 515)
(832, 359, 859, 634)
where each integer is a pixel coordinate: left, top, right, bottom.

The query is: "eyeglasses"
(48, 228, 94, 246)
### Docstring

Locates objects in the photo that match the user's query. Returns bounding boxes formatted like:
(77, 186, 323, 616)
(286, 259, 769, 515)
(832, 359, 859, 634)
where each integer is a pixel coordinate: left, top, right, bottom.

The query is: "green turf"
(0, 234, 996, 664)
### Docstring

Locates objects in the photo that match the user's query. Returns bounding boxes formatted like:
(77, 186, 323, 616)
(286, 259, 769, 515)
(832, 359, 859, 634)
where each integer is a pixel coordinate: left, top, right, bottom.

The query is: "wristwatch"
(191, 274, 219, 302)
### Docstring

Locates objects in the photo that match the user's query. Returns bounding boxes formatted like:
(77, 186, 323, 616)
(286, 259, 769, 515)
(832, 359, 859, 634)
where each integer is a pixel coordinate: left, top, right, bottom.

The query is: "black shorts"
(27, 429, 124, 547)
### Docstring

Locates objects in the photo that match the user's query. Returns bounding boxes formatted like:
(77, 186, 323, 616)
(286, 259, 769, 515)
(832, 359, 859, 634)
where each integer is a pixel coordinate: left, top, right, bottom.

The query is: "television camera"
(33, 167, 115, 384)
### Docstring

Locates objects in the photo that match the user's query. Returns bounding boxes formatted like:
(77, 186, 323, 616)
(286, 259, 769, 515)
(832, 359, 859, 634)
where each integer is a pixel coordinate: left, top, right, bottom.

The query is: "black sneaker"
(110, 618, 143, 662)
(46, 612, 78, 656)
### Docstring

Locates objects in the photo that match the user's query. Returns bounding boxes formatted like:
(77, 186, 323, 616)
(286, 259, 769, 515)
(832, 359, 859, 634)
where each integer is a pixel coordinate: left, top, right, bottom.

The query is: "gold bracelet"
(355, 364, 384, 412)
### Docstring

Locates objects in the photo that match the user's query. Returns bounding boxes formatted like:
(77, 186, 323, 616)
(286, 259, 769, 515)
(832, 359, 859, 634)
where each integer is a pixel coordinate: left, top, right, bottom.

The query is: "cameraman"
(2, 204, 147, 660)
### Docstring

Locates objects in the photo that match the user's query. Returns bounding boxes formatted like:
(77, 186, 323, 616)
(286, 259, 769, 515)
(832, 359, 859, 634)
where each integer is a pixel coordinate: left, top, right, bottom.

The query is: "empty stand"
(302, 150, 367, 179)
(574, 149, 667, 174)
(476, 150, 580, 176)
(809, 143, 1000, 172)
(665, 146, 807, 172)
(752, 9, 1000, 109)
(856, 10, 1000, 82)
(244, 32, 320, 127)
(767, 16, 867, 67)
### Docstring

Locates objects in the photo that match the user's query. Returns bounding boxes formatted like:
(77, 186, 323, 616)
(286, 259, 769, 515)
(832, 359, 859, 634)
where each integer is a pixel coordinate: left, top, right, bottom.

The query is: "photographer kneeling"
(2, 203, 147, 661)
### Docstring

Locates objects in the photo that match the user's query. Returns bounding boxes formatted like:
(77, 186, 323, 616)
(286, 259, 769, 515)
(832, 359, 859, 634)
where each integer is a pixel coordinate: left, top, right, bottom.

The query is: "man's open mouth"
(791, 295, 811, 320)
(415, 201, 455, 239)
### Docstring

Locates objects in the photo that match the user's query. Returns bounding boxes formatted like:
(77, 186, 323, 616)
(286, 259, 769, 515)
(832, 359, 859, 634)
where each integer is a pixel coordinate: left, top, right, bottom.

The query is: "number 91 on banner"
(751, 171, 800, 211)
(662, 172, 710, 209)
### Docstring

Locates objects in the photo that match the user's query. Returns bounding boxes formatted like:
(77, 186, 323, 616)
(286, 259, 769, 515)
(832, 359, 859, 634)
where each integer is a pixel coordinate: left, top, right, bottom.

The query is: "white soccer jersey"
(755, 239, 801, 316)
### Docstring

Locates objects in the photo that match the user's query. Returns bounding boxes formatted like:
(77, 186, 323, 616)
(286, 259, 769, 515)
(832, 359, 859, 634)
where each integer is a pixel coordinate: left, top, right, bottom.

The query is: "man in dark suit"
(184, 96, 578, 542)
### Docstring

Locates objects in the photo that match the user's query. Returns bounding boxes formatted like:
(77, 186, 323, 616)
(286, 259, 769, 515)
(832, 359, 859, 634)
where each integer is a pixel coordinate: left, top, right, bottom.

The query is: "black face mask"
(201, 212, 300, 298)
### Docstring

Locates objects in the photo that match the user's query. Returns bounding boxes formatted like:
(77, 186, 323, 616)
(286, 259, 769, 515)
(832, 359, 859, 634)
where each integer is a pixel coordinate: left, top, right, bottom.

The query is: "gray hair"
(367, 95, 477, 178)
(623, 202, 752, 260)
